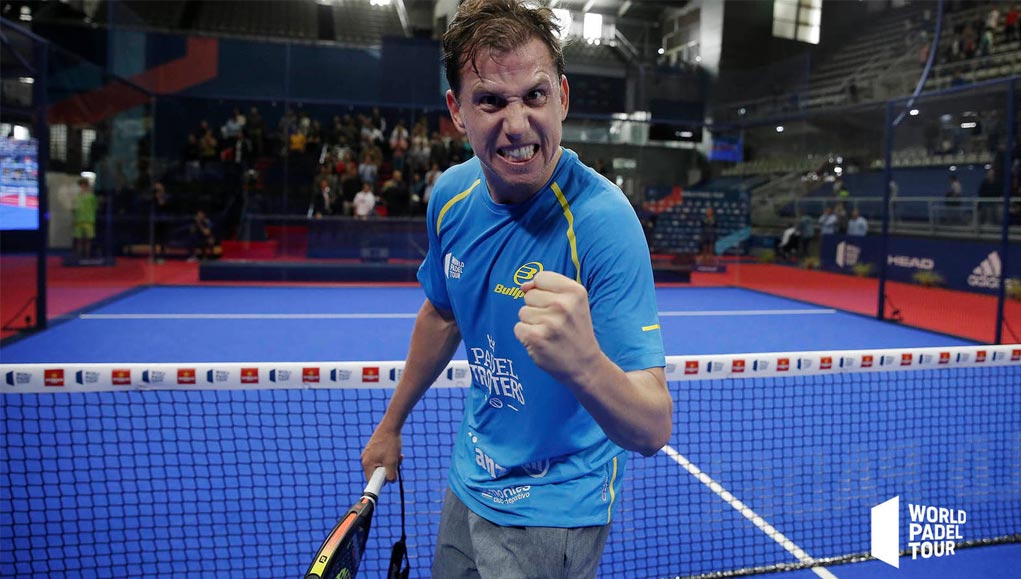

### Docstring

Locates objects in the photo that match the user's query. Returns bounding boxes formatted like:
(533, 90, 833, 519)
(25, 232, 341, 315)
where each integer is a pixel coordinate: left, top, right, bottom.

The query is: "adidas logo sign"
(968, 252, 1000, 289)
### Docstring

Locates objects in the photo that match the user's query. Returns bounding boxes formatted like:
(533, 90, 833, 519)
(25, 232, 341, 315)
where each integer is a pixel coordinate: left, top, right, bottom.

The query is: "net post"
(877, 100, 894, 321)
(995, 78, 1015, 344)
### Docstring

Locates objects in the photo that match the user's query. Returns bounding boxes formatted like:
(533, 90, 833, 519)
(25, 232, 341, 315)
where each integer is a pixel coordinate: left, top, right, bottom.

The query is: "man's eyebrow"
(468, 78, 553, 98)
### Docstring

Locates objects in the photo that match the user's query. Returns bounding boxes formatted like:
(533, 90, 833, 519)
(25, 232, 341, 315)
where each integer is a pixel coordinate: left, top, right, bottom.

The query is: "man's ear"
(446, 90, 467, 134)
(559, 75, 570, 121)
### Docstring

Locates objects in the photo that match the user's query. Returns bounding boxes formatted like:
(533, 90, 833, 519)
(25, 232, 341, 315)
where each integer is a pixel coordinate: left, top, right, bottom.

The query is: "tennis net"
(2, 345, 1019, 578)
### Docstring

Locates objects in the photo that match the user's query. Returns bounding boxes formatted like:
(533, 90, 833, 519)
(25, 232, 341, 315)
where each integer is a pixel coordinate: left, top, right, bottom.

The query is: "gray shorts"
(432, 488, 611, 579)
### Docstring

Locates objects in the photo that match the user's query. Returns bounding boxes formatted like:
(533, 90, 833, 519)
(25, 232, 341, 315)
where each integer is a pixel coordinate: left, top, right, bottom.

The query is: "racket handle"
(365, 466, 387, 498)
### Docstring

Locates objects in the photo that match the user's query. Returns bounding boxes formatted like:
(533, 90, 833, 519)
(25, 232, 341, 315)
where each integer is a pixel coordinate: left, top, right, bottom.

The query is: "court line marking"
(79, 309, 835, 320)
(661, 444, 839, 579)
(659, 309, 836, 317)
(79, 313, 420, 320)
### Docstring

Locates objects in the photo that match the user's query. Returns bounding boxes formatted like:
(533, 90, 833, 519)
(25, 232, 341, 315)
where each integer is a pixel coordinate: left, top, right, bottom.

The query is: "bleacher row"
(785, 165, 992, 223)
(869, 148, 996, 169)
(720, 157, 820, 177)
(651, 192, 750, 255)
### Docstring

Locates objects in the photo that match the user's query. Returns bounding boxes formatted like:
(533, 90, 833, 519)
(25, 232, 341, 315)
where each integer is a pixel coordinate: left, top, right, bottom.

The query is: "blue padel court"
(1, 285, 1018, 579)
(0, 285, 975, 362)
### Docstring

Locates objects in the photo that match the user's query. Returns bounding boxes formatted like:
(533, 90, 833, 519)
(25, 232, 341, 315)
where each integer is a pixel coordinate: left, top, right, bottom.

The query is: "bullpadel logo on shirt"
(493, 261, 543, 299)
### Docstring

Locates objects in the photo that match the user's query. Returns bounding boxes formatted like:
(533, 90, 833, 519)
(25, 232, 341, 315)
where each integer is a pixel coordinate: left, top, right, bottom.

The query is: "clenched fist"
(514, 270, 601, 382)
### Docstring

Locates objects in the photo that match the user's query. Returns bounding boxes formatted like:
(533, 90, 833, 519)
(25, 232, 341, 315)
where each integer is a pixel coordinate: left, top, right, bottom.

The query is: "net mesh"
(2, 347, 1020, 578)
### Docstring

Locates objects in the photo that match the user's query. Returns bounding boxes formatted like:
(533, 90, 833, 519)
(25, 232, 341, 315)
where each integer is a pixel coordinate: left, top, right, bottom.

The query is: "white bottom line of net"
(661, 444, 839, 579)
(78, 309, 835, 320)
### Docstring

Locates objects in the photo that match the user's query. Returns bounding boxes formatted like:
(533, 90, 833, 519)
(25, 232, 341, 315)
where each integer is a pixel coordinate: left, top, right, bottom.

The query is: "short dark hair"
(442, 0, 565, 98)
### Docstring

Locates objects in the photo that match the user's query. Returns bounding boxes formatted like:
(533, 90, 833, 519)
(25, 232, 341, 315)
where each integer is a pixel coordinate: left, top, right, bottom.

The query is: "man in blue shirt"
(361, 1, 672, 576)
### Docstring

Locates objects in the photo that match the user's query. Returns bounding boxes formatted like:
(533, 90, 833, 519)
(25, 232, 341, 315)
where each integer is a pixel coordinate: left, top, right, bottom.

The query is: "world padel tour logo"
(871, 496, 966, 568)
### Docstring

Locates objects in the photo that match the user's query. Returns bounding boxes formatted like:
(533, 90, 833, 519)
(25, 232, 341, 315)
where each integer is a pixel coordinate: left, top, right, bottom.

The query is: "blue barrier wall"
(820, 234, 1020, 295)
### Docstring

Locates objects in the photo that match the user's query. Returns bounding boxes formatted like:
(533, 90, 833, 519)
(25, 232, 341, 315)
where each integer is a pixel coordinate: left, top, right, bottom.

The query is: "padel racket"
(305, 467, 387, 579)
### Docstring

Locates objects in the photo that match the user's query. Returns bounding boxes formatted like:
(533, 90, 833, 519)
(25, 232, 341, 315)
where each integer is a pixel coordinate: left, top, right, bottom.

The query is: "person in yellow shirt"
(72, 177, 97, 259)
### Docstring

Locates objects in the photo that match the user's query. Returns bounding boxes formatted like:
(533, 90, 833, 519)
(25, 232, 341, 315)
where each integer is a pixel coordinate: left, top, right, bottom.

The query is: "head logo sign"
(513, 262, 544, 286)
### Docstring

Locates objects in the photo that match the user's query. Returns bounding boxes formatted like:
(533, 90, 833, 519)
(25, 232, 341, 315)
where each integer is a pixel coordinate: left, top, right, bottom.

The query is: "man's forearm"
(566, 357, 672, 457)
(378, 299, 461, 433)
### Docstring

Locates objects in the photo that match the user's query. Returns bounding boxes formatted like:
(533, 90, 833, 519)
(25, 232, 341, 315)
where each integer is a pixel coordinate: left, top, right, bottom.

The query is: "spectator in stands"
(962, 23, 977, 58)
(409, 171, 426, 216)
(308, 178, 335, 219)
(353, 181, 377, 220)
(339, 163, 361, 216)
(431, 131, 450, 169)
(797, 211, 815, 258)
(699, 206, 717, 258)
(340, 115, 359, 153)
(187, 209, 216, 262)
(946, 174, 963, 204)
(389, 119, 410, 173)
(313, 163, 337, 195)
(289, 128, 307, 155)
(409, 121, 431, 175)
(1007, 5, 1020, 42)
(381, 170, 410, 217)
(278, 109, 297, 155)
(846, 209, 868, 236)
(778, 223, 799, 260)
(448, 134, 472, 165)
(978, 167, 1002, 226)
(987, 7, 1001, 33)
(833, 202, 848, 233)
(224, 128, 252, 166)
(424, 161, 443, 206)
(361, 115, 384, 148)
(306, 120, 323, 154)
(222, 108, 244, 140)
(818, 206, 839, 236)
(945, 174, 963, 223)
(358, 147, 381, 187)
(199, 127, 219, 166)
(72, 177, 98, 259)
(979, 26, 994, 57)
(370, 106, 387, 135)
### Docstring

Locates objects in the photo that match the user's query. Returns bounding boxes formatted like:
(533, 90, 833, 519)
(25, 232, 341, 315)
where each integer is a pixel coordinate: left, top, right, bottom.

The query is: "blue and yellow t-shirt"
(419, 148, 665, 527)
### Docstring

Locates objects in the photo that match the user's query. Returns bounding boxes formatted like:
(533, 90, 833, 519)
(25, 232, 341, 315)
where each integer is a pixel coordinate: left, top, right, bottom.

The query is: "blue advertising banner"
(820, 234, 1020, 295)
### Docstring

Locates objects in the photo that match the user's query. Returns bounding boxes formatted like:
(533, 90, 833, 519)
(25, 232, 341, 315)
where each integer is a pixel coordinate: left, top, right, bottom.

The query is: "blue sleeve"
(581, 197, 665, 372)
(416, 185, 453, 313)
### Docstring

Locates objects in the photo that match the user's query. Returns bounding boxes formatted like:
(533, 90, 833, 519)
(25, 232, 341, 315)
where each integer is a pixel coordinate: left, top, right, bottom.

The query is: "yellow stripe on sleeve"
(606, 455, 618, 524)
(550, 182, 581, 283)
(436, 179, 481, 233)
(642, 324, 661, 332)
